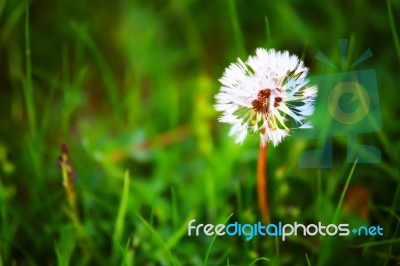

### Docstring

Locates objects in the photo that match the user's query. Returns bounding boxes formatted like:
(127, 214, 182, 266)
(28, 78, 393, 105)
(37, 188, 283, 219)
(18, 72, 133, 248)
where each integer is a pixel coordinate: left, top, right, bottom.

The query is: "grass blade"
(332, 158, 358, 224)
(387, 0, 400, 61)
(204, 213, 234, 266)
(227, 0, 246, 58)
(113, 170, 130, 259)
(249, 257, 270, 265)
(24, 0, 36, 136)
(306, 253, 312, 266)
(135, 212, 180, 265)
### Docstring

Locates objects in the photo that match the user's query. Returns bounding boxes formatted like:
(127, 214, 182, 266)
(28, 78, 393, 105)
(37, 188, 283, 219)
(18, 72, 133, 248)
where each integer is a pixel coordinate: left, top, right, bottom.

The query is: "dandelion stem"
(257, 143, 270, 223)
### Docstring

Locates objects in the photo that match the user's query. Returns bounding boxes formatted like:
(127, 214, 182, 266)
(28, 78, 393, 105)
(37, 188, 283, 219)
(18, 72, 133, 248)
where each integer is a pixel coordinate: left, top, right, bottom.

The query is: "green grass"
(0, 0, 399, 265)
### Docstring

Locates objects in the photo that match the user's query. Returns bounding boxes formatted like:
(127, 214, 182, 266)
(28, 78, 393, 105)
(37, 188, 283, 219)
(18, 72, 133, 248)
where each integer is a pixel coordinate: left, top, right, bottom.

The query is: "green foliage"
(0, 0, 399, 265)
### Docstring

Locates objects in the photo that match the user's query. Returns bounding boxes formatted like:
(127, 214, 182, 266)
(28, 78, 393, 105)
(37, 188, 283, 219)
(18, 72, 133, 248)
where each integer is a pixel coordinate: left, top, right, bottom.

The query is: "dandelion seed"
(215, 48, 317, 147)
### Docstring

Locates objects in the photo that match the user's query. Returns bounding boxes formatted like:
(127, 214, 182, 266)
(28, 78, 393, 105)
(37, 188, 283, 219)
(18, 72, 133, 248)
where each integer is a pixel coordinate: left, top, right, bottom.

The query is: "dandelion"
(215, 48, 317, 147)
(215, 48, 317, 222)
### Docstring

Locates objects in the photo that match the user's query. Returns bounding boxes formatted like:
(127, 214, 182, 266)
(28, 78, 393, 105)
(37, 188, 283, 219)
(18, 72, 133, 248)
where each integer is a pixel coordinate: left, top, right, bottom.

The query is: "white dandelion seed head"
(215, 48, 318, 147)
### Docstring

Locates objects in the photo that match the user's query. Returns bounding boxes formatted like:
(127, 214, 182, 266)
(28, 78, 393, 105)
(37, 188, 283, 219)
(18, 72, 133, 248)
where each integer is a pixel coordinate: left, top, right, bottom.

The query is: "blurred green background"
(0, 0, 399, 265)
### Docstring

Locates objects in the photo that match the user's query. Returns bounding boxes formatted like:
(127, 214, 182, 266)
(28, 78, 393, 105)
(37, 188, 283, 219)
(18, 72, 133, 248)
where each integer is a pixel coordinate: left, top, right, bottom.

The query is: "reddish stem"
(257, 144, 270, 223)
